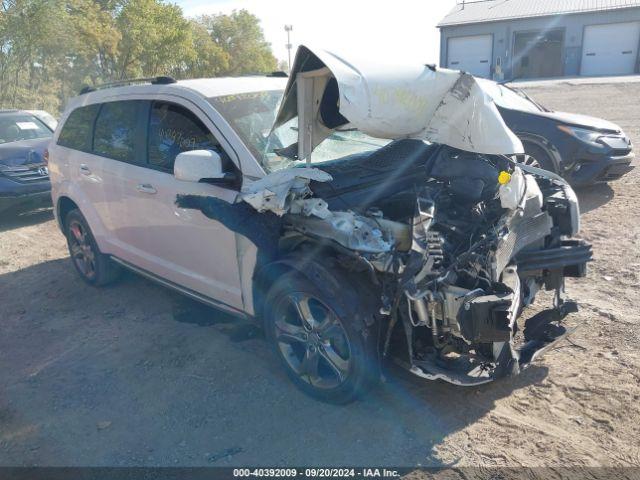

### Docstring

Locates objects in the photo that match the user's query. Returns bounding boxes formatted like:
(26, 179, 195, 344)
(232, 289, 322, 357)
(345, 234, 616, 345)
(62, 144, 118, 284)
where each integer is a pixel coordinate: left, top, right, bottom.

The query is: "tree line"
(0, 0, 279, 114)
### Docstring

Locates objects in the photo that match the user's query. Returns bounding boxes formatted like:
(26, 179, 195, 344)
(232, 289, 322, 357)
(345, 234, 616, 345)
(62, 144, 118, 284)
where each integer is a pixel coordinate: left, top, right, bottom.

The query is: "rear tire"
(64, 209, 121, 286)
(264, 269, 379, 404)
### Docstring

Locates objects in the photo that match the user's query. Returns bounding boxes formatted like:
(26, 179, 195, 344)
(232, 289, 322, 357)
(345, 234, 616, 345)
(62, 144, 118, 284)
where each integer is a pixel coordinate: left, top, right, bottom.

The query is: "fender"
(254, 247, 379, 333)
(53, 179, 111, 253)
(515, 131, 563, 173)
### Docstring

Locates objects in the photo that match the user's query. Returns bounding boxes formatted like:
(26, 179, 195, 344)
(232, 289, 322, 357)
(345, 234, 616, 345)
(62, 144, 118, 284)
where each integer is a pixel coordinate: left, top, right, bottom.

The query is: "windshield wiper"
(499, 75, 520, 85)
(519, 89, 549, 112)
(503, 83, 549, 112)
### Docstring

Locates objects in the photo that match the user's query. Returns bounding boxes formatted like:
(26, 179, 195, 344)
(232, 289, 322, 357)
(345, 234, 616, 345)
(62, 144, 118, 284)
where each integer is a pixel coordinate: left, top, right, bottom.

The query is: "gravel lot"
(1, 80, 639, 468)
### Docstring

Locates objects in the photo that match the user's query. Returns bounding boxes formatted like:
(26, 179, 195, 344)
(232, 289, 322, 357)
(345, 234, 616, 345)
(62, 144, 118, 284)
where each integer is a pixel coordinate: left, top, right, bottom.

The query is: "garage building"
(438, 0, 640, 80)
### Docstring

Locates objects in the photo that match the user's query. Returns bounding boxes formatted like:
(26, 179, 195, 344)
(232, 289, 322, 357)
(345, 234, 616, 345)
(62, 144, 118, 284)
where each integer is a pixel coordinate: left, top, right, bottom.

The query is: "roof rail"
(79, 76, 177, 95)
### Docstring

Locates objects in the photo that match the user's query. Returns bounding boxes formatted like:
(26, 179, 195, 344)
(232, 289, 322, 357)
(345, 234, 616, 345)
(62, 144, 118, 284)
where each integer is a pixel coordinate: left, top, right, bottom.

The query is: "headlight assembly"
(557, 125, 602, 144)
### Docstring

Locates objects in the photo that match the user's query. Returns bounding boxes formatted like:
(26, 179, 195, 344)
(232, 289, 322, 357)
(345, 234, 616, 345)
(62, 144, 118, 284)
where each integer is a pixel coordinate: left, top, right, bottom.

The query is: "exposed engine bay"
(246, 140, 592, 386)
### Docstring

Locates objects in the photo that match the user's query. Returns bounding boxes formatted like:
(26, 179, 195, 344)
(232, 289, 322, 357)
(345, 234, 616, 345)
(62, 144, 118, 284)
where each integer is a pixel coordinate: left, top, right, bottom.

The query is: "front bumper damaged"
(393, 170, 592, 387)
(402, 312, 579, 387)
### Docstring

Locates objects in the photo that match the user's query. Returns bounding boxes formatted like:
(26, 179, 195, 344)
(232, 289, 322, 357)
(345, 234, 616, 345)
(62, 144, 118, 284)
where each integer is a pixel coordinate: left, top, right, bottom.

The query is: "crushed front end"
(379, 151, 591, 385)
(272, 145, 592, 386)
(242, 45, 592, 386)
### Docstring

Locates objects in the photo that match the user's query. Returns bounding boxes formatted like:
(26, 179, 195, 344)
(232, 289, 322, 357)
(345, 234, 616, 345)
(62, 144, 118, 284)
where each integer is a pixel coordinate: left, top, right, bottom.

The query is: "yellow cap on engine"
(498, 171, 511, 185)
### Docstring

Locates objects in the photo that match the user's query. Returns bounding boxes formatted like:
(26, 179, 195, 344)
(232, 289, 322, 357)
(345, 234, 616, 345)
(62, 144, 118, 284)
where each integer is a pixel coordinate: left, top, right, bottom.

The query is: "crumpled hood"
(534, 111, 621, 134)
(0, 137, 50, 167)
(273, 45, 524, 159)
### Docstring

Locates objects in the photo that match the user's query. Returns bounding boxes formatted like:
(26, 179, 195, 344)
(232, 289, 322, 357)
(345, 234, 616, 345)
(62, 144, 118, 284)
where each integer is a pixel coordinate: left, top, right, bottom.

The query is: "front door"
(93, 99, 244, 311)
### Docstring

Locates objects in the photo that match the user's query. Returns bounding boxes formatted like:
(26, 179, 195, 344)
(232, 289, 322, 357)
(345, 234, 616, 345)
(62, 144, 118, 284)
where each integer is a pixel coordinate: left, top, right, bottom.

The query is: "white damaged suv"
(49, 46, 591, 403)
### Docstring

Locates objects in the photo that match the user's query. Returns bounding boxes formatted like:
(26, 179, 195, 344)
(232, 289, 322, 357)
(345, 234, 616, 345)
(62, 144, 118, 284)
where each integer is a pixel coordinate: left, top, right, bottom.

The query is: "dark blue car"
(480, 80, 635, 187)
(0, 110, 53, 214)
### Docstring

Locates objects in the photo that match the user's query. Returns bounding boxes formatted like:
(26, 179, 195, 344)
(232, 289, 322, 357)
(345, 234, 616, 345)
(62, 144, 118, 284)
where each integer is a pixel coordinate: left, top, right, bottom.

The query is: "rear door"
(89, 100, 148, 255)
(55, 103, 114, 242)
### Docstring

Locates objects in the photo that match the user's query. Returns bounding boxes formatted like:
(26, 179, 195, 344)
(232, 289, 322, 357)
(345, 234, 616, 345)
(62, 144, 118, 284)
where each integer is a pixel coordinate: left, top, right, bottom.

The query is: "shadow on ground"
(0, 207, 53, 233)
(0, 257, 548, 467)
(575, 183, 615, 214)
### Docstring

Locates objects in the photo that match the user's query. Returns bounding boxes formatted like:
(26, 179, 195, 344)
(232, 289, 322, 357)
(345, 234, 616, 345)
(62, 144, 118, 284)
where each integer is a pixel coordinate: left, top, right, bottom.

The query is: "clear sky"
(174, 0, 458, 67)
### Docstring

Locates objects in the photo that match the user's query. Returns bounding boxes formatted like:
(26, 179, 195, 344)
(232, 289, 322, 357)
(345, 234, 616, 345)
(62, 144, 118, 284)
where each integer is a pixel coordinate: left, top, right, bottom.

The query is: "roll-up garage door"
(581, 22, 640, 76)
(447, 34, 493, 78)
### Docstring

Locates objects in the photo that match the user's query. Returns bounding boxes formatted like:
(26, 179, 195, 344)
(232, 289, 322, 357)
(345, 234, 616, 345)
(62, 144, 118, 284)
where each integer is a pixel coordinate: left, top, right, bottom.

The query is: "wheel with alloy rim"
(64, 209, 121, 286)
(68, 218, 97, 280)
(264, 270, 379, 403)
(273, 292, 351, 389)
(519, 142, 558, 173)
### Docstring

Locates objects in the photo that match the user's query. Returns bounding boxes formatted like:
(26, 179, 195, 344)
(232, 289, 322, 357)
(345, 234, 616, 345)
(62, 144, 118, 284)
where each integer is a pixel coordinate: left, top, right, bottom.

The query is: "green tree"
(183, 20, 229, 78)
(115, 0, 194, 78)
(0, 0, 278, 113)
(195, 9, 277, 75)
(67, 0, 120, 81)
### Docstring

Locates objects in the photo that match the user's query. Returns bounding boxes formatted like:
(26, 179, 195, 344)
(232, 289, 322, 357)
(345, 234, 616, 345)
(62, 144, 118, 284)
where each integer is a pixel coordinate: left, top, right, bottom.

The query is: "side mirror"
(174, 150, 225, 182)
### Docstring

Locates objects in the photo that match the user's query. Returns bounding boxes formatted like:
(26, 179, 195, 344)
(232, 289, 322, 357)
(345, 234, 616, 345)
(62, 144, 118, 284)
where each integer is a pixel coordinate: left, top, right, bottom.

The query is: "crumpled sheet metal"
(285, 209, 394, 253)
(273, 45, 524, 157)
(240, 167, 333, 216)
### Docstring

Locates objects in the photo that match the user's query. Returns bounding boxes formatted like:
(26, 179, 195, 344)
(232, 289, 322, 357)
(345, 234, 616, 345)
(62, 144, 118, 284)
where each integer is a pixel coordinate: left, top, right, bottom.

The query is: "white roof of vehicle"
(177, 76, 287, 98)
(64, 76, 288, 112)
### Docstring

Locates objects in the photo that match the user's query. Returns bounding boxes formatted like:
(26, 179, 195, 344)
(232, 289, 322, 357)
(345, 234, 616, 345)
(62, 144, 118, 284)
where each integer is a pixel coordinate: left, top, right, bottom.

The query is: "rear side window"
(57, 105, 100, 151)
(93, 101, 142, 162)
(147, 102, 218, 171)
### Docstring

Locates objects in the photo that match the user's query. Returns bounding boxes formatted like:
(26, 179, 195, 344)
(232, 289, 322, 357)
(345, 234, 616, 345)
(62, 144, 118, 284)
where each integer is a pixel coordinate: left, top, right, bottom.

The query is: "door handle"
(136, 183, 157, 194)
(79, 164, 91, 175)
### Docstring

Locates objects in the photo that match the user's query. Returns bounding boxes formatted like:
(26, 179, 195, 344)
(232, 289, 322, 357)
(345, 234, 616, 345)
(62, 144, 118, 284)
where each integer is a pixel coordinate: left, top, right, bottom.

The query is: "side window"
(93, 101, 141, 162)
(147, 102, 219, 171)
(57, 104, 100, 151)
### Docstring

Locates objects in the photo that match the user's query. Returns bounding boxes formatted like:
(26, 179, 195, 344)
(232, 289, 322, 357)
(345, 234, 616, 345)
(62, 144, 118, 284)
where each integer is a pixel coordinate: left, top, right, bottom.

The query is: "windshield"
(478, 80, 543, 113)
(0, 113, 52, 145)
(209, 90, 390, 173)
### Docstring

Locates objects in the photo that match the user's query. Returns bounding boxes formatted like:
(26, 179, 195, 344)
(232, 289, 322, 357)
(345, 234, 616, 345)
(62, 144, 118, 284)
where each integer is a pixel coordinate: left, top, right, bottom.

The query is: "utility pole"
(284, 25, 293, 72)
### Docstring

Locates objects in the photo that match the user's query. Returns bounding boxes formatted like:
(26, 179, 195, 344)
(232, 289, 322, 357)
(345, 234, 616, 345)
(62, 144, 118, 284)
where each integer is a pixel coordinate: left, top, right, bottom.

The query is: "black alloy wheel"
(264, 269, 379, 404)
(272, 291, 352, 389)
(64, 209, 120, 286)
(68, 218, 97, 281)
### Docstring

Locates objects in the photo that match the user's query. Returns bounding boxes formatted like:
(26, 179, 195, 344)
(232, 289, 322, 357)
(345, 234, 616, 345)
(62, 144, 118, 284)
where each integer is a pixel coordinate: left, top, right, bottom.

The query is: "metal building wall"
(439, 7, 640, 79)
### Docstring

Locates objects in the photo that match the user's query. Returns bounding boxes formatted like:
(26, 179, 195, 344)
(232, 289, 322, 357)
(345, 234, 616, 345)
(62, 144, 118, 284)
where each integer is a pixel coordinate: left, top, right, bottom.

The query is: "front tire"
(64, 209, 121, 286)
(264, 269, 379, 404)
(521, 142, 558, 173)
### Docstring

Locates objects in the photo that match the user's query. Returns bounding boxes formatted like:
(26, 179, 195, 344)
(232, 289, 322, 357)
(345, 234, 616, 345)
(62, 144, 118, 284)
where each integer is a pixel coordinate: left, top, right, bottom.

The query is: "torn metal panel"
(273, 45, 524, 158)
(239, 167, 401, 253)
(296, 68, 337, 164)
(285, 210, 393, 254)
(240, 167, 333, 216)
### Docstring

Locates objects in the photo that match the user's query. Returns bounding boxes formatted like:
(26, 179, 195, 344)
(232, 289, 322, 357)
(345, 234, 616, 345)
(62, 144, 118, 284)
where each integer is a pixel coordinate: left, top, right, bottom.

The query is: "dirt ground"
(1, 80, 639, 468)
